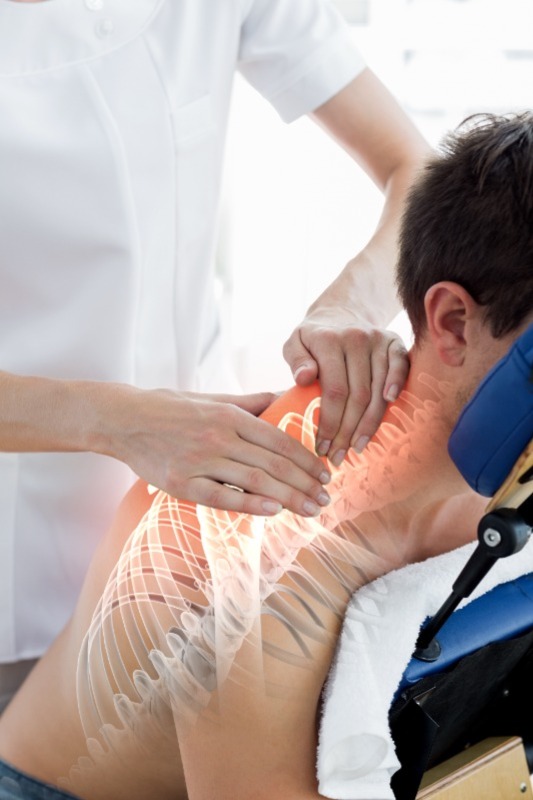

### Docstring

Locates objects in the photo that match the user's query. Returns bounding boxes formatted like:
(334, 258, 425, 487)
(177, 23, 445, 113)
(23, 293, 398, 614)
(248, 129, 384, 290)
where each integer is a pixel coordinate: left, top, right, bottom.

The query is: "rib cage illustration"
(62, 379, 445, 794)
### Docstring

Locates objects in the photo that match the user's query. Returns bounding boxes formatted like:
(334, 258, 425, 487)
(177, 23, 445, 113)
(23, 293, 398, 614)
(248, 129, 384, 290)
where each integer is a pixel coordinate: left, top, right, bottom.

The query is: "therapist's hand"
(283, 307, 409, 467)
(286, 66, 428, 467)
(100, 387, 331, 517)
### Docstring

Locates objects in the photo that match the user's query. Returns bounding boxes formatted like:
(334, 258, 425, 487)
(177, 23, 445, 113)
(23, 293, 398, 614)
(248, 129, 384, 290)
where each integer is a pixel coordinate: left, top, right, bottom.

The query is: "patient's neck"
(335, 369, 462, 502)
(390, 363, 463, 495)
(323, 355, 481, 559)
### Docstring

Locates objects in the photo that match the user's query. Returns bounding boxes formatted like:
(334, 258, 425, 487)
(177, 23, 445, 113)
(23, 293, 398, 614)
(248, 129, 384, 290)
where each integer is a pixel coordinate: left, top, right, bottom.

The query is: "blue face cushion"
(448, 322, 533, 496)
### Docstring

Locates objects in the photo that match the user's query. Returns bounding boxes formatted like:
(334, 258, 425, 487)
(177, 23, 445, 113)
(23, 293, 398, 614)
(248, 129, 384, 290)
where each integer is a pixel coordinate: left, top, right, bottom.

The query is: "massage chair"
(390, 322, 533, 800)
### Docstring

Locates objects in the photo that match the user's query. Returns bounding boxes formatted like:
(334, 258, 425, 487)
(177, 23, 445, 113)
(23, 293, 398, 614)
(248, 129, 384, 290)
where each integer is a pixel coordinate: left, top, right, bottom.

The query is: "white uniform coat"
(0, 0, 365, 661)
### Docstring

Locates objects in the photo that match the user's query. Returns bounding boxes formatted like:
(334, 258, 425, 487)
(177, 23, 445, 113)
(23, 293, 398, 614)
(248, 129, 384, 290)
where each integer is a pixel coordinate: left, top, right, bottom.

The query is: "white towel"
(317, 541, 533, 800)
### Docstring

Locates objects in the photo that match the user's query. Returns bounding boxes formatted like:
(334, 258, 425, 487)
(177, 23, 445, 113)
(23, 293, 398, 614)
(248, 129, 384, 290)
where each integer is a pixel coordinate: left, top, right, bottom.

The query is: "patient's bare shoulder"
(409, 491, 485, 562)
(98, 479, 154, 563)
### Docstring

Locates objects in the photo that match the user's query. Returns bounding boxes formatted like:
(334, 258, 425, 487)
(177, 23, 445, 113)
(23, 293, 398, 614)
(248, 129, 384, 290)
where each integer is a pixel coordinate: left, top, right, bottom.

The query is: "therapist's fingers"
(330, 343, 389, 466)
(381, 336, 411, 404)
(114, 389, 331, 517)
(314, 330, 410, 464)
(327, 333, 410, 465)
(284, 323, 390, 458)
(215, 409, 331, 516)
(325, 345, 375, 467)
(312, 328, 375, 457)
(191, 437, 332, 517)
(286, 327, 352, 453)
(283, 328, 319, 387)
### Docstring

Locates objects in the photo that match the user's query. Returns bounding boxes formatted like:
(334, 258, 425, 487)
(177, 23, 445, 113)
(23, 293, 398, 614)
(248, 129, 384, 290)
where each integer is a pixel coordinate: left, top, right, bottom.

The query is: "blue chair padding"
(448, 323, 533, 497)
(398, 573, 533, 692)
(397, 327, 533, 700)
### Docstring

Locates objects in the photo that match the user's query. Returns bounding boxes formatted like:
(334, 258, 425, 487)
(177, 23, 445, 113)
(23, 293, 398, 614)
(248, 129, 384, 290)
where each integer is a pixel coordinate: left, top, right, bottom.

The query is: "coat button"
(85, 0, 104, 10)
(95, 18, 114, 38)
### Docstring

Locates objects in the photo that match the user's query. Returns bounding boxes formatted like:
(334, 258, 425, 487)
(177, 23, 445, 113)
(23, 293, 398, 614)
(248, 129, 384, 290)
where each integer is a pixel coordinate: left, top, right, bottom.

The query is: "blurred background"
(218, 0, 533, 392)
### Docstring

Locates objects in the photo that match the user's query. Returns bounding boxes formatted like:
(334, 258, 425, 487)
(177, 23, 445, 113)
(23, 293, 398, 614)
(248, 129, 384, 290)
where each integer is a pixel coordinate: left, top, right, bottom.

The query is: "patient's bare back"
(0, 380, 472, 800)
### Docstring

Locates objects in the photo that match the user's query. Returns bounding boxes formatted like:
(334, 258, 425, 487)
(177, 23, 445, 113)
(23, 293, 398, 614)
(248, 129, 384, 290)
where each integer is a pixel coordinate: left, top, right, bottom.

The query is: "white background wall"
(218, 0, 533, 393)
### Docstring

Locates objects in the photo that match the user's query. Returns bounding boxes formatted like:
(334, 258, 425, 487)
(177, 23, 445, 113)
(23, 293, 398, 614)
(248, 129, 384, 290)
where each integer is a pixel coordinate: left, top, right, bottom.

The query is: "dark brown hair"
(396, 112, 533, 339)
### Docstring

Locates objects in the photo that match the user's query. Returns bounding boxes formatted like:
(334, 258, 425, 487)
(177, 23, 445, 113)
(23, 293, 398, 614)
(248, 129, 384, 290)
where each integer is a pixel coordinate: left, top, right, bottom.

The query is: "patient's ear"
(423, 282, 480, 367)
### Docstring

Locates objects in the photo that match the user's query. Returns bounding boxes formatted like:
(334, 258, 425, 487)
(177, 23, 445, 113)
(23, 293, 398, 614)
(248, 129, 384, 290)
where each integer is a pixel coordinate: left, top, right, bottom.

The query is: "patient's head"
(396, 112, 533, 414)
(397, 111, 533, 341)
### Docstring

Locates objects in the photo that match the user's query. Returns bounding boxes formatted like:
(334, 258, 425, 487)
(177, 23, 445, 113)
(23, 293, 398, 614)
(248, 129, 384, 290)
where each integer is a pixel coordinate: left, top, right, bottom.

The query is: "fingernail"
(303, 500, 320, 517)
(319, 470, 331, 484)
(386, 384, 400, 402)
(317, 440, 331, 457)
(262, 501, 283, 515)
(331, 450, 346, 468)
(293, 364, 312, 381)
(354, 436, 370, 454)
(318, 491, 331, 507)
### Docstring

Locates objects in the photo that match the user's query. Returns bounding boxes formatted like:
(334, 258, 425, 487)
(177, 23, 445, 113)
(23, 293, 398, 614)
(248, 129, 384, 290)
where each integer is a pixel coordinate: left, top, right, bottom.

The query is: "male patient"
(0, 112, 532, 800)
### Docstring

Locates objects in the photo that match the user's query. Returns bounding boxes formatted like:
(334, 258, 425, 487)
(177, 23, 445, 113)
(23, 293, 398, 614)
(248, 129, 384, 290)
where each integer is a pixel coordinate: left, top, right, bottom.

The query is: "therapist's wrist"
(307, 253, 400, 331)
(75, 379, 142, 461)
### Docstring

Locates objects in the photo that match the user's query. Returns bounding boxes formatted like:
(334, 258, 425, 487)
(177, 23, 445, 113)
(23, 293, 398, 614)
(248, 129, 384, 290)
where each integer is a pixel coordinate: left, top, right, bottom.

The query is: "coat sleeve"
(238, 0, 366, 123)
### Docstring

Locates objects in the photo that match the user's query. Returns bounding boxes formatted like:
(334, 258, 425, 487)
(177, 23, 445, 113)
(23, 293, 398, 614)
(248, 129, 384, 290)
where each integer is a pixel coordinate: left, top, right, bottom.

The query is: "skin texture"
(0, 285, 523, 800)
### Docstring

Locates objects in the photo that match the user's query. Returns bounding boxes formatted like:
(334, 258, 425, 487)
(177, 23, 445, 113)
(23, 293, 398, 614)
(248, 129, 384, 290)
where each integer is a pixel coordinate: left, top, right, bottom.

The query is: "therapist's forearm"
(309, 68, 432, 327)
(306, 156, 426, 327)
(0, 370, 104, 453)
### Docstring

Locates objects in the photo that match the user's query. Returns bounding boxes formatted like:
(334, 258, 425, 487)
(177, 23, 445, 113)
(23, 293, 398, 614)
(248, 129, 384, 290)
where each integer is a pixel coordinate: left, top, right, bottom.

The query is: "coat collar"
(0, 0, 162, 77)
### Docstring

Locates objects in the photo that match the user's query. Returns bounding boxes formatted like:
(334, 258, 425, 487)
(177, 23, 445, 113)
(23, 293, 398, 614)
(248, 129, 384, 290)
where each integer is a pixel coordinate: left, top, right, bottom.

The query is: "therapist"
(0, 0, 430, 706)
